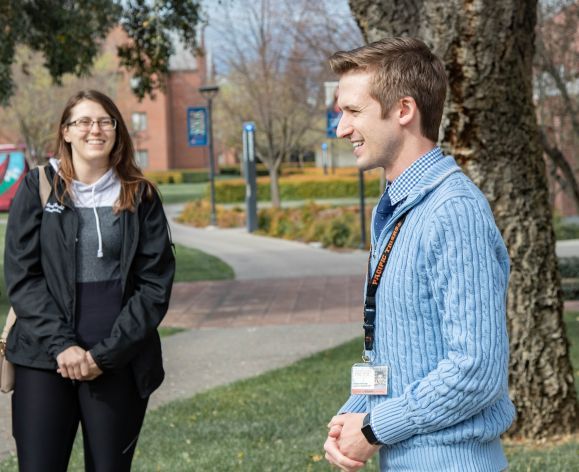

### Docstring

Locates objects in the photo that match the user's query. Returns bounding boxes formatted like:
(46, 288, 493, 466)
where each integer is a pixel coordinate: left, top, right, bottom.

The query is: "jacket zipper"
(70, 208, 79, 332)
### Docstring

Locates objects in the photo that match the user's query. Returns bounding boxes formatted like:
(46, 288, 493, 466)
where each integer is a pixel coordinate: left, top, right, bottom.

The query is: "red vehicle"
(0, 145, 29, 211)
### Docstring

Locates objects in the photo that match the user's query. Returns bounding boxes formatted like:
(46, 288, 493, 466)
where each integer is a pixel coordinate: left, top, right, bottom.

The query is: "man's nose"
(336, 114, 352, 138)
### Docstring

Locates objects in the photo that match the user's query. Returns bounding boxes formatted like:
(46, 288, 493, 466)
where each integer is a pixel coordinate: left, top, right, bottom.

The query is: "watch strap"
(361, 413, 381, 445)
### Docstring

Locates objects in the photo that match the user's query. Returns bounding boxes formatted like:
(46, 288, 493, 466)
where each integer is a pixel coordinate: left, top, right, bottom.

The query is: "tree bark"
(347, 0, 578, 438)
(269, 164, 281, 208)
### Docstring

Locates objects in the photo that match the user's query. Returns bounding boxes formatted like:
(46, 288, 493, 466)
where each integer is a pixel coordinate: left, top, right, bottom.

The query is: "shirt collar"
(387, 146, 443, 205)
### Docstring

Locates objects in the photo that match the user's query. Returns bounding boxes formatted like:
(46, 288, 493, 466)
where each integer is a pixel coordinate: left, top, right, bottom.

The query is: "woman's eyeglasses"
(67, 117, 117, 131)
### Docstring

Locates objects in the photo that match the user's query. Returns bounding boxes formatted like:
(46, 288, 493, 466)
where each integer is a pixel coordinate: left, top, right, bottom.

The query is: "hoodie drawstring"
(91, 185, 104, 258)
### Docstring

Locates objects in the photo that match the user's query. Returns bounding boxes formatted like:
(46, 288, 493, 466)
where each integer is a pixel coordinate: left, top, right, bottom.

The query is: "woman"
(4, 90, 175, 471)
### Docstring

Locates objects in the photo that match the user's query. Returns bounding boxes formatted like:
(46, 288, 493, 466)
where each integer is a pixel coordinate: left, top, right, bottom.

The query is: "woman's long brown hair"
(54, 90, 154, 211)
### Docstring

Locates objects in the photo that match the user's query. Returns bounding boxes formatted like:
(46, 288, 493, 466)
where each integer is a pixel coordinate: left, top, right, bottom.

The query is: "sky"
(201, 0, 357, 76)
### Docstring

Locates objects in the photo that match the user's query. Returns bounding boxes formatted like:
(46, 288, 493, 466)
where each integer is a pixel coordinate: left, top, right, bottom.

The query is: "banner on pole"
(324, 81, 341, 138)
(187, 107, 208, 147)
(326, 110, 342, 138)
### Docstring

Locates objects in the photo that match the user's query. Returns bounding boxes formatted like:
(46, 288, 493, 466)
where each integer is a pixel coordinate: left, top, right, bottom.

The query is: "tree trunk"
(348, 0, 578, 438)
(269, 165, 281, 208)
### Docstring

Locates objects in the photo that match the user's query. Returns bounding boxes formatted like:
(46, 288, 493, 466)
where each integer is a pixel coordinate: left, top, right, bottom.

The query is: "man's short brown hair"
(329, 37, 447, 142)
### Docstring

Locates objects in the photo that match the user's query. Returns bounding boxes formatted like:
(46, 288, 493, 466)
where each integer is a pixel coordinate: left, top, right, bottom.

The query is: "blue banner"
(326, 110, 342, 138)
(187, 107, 208, 146)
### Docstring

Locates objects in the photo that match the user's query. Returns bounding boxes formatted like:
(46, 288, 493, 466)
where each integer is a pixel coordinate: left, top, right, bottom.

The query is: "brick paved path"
(165, 277, 579, 331)
(165, 275, 366, 329)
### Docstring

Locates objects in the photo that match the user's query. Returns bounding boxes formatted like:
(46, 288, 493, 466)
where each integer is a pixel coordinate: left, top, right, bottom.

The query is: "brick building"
(104, 27, 213, 171)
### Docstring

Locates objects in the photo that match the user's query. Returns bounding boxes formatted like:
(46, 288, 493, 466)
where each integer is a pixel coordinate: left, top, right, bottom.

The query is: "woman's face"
(63, 99, 116, 169)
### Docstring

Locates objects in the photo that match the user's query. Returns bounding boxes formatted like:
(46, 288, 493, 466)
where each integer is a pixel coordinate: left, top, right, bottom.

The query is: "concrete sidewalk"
(151, 323, 359, 409)
(165, 204, 368, 280)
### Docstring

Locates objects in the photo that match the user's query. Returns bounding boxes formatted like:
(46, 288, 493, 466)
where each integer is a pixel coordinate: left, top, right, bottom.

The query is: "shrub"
(562, 281, 579, 301)
(177, 200, 245, 227)
(559, 257, 579, 278)
(322, 218, 353, 247)
(212, 174, 382, 203)
(255, 164, 271, 176)
(145, 169, 209, 184)
(182, 170, 209, 183)
(145, 170, 184, 184)
(179, 201, 370, 249)
(553, 214, 579, 240)
(558, 257, 579, 301)
(219, 165, 241, 176)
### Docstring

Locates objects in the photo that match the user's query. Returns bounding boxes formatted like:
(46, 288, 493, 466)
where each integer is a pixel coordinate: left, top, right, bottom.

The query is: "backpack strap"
(0, 308, 16, 344)
(37, 164, 51, 207)
(1, 165, 52, 342)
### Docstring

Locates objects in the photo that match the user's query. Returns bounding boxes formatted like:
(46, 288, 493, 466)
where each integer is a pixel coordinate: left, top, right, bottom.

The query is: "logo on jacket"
(45, 202, 65, 214)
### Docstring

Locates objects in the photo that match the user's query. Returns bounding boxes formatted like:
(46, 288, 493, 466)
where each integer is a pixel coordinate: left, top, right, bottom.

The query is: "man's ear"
(398, 97, 417, 126)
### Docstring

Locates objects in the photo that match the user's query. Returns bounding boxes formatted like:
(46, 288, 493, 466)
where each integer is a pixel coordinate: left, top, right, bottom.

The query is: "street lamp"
(199, 84, 220, 226)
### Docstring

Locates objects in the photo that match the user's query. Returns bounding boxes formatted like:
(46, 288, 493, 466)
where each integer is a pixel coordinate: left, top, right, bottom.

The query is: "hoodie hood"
(49, 158, 121, 258)
(49, 157, 120, 208)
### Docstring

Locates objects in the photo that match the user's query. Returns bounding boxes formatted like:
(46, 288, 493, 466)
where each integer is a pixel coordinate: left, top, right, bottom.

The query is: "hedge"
(554, 221, 579, 240)
(145, 166, 380, 187)
(560, 257, 579, 301)
(210, 175, 382, 203)
(559, 257, 579, 278)
(144, 169, 209, 184)
(220, 164, 271, 177)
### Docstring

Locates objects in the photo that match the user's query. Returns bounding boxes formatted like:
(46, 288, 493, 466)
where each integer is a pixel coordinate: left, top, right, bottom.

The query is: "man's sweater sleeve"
(370, 196, 511, 445)
(338, 394, 367, 414)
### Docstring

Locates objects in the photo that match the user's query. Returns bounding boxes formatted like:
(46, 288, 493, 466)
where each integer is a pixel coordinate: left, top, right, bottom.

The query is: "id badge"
(351, 363, 388, 395)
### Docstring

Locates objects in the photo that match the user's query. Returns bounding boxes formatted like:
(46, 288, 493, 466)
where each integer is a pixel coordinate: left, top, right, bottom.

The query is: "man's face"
(336, 70, 402, 171)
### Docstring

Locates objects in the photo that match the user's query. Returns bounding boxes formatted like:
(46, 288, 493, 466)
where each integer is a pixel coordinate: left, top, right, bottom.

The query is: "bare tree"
(535, 0, 579, 212)
(211, 0, 361, 207)
(347, 0, 578, 439)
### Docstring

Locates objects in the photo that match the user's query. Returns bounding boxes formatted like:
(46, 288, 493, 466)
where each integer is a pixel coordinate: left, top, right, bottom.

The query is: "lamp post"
(199, 84, 220, 226)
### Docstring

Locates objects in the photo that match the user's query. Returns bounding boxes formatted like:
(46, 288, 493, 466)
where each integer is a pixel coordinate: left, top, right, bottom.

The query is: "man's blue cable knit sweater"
(340, 156, 516, 471)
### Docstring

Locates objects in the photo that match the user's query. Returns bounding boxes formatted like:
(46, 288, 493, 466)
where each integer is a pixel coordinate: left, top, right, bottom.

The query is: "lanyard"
(363, 214, 407, 358)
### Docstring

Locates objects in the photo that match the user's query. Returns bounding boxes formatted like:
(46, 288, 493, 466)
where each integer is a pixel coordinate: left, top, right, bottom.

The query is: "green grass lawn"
(2, 314, 576, 471)
(157, 182, 207, 204)
(173, 243, 235, 282)
(156, 175, 246, 205)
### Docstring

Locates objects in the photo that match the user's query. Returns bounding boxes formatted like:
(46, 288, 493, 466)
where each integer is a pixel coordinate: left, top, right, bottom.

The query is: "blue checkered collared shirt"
(374, 146, 443, 238)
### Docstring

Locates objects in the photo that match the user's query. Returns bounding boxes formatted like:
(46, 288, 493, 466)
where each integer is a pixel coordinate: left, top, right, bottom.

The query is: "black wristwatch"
(361, 413, 381, 445)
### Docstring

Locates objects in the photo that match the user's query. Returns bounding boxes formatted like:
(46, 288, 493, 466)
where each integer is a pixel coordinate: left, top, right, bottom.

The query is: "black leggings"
(12, 365, 149, 472)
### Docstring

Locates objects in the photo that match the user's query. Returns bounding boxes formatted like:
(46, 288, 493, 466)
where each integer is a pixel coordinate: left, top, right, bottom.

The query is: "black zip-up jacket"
(4, 166, 175, 398)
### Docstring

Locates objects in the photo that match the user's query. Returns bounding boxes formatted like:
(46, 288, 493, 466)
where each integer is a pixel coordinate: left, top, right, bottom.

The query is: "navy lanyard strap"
(363, 214, 407, 352)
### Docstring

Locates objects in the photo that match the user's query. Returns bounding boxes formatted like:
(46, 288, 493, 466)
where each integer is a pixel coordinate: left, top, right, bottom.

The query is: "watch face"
(361, 414, 380, 445)
(363, 413, 371, 427)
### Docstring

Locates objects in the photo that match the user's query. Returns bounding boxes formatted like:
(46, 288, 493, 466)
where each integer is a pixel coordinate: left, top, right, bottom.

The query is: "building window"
(135, 150, 149, 169)
(132, 112, 147, 132)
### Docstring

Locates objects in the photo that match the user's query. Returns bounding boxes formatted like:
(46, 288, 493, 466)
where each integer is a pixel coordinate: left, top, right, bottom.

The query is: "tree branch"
(539, 129, 579, 211)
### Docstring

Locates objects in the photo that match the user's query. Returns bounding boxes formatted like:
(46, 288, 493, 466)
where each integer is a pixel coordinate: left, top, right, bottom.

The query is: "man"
(324, 38, 515, 472)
